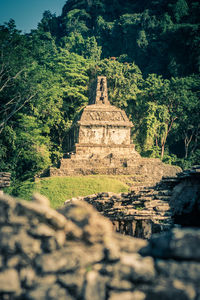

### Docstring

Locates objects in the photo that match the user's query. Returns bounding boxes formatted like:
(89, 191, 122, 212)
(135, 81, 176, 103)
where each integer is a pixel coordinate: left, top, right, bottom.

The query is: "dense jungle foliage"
(0, 0, 200, 184)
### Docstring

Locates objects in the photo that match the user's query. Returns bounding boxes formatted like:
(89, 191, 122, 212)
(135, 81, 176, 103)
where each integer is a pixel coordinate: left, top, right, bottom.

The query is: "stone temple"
(50, 76, 180, 182)
(66, 76, 138, 158)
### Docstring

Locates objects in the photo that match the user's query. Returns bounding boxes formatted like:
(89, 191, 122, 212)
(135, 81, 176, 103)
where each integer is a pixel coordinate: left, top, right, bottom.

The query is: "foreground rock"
(170, 165, 200, 226)
(0, 193, 200, 300)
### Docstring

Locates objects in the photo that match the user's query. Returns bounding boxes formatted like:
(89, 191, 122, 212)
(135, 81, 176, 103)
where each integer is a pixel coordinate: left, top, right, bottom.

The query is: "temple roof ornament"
(89, 76, 110, 105)
(80, 76, 133, 127)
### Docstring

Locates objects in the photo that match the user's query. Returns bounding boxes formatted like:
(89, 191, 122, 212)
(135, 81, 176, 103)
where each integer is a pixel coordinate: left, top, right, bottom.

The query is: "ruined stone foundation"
(64, 166, 200, 239)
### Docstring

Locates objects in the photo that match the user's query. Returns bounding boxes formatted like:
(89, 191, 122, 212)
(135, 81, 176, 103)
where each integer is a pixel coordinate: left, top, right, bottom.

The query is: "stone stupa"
(50, 76, 180, 181)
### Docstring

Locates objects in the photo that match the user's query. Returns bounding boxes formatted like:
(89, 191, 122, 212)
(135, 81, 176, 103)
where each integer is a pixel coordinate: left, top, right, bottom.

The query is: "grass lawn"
(7, 176, 129, 208)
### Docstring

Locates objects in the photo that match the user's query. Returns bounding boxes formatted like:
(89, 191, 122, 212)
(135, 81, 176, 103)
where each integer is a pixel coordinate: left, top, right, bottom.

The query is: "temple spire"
(89, 76, 110, 105)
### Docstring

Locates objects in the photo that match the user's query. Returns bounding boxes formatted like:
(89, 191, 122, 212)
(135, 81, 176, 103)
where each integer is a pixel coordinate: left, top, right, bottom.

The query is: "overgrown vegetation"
(0, 0, 199, 188)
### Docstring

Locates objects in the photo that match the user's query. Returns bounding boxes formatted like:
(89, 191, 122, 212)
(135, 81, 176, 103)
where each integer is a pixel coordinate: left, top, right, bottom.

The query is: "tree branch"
(0, 92, 37, 134)
(0, 69, 24, 93)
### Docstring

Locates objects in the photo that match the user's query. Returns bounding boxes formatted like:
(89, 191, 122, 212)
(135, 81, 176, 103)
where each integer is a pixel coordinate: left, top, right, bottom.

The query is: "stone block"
(0, 269, 20, 293)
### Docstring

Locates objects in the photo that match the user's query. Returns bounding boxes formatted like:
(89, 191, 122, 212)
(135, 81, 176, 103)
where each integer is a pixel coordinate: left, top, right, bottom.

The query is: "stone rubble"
(65, 166, 200, 238)
(0, 172, 11, 195)
(0, 192, 200, 300)
(65, 176, 179, 239)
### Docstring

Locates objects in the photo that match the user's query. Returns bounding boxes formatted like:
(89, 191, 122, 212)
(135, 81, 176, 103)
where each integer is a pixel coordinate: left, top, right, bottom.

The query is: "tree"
(137, 30, 148, 48)
(0, 21, 63, 178)
(58, 0, 200, 77)
(0, 21, 39, 134)
(171, 0, 189, 23)
(168, 75, 200, 159)
(135, 74, 200, 162)
(13, 114, 51, 179)
(61, 9, 90, 36)
(61, 33, 101, 61)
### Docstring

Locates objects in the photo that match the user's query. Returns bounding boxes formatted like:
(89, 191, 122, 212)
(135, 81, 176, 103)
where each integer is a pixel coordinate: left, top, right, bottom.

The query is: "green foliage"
(61, 9, 90, 36)
(0, 0, 199, 183)
(7, 176, 129, 208)
(14, 114, 51, 179)
(92, 59, 142, 115)
(134, 74, 200, 161)
(5, 180, 35, 201)
(171, 0, 189, 22)
(58, 0, 200, 76)
(0, 21, 92, 179)
(61, 33, 101, 61)
(137, 30, 148, 48)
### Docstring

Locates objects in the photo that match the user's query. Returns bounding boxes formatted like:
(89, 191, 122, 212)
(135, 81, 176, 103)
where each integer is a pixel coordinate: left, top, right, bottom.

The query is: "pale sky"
(0, 0, 66, 32)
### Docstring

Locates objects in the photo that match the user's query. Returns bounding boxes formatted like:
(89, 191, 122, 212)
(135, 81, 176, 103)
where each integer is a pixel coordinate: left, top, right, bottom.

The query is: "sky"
(0, 0, 66, 33)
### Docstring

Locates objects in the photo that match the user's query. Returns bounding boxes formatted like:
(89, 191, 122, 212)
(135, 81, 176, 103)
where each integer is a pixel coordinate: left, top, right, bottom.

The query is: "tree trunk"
(161, 143, 165, 159)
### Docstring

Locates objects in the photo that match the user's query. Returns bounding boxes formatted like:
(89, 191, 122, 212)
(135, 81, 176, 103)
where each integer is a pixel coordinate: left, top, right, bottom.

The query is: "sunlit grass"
(7, 175, 130, 208)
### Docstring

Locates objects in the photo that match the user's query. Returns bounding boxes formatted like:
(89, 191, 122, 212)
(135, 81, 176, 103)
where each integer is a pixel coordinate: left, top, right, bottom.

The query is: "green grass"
(7, 176, 129, 209)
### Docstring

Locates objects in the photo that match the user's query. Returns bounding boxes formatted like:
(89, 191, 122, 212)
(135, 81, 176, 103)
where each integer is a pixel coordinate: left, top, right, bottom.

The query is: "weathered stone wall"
(79, 125, 131, 146)
(75, 144, 138, 157)
(0, 193, 200, 300)
(50, 156, 181, 185)
(65, 176, 178, 239)
(64, 167, 200, 239)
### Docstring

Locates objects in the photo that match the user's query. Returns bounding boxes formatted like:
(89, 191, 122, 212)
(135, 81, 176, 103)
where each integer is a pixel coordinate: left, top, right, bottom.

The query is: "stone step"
(144, 200, 170, 208)
(156, 190, 173, 196)
(153, 195, 171, 201)
(153, 205, 171, 212)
